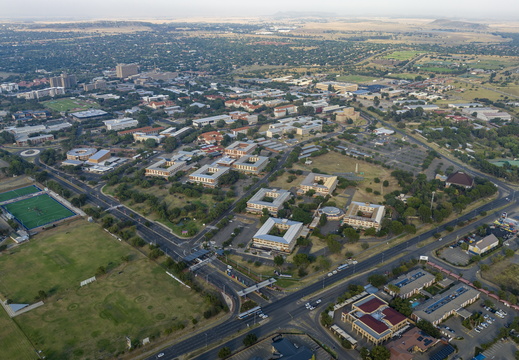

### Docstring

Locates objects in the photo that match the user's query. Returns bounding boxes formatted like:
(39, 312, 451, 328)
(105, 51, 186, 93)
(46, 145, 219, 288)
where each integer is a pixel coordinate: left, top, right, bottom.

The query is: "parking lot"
(442, 299, 516, 360)
(439, 245, 471, 266)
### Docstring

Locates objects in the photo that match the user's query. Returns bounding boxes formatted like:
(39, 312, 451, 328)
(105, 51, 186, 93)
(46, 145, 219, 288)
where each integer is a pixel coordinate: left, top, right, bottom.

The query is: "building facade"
(246, 188, 292, 216)
(298, 173, 338, 196)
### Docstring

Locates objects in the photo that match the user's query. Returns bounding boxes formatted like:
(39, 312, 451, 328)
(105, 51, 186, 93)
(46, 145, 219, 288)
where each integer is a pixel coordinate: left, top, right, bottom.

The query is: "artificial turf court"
(0, 185, 41, 203)
(2, 194, 76, 229)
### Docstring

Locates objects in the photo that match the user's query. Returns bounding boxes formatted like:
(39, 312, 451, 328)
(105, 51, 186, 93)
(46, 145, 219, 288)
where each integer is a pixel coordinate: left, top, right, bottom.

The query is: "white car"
(158, 353, 165, 358)
(475, 328, 481, 333)
(316, 299, 322, 304)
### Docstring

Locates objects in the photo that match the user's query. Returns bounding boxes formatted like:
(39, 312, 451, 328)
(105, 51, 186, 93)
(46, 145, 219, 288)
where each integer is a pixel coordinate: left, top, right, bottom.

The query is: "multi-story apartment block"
(188, 164, 230, 188)
(116, 63, 139, 78)
(298, 173, 338, 196)
(224, 141, 257, 159)
(342, 202, 385, 230)
(232, 155, 269, 174)
(252, 217, 304, 253)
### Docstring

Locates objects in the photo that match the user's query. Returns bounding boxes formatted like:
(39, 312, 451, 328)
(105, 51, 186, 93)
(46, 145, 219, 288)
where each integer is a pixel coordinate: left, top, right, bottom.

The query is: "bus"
(337, 264, 349, 271)
(237, 306, 261, 320)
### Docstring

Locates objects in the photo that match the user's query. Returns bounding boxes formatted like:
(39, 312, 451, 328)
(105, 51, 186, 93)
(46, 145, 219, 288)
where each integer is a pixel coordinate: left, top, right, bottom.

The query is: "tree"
(473, 280, 482, 288)
(371, 345, 391, 360)
(144, 138, 157, 148)
(243, 333, 258, 347)
(327, 237, 342, 254)
(274, 255, 284, 267)
(293, 253, 312, 267)
(320, 311, 333, 326)
(383, 180, 389, 187)
(35, 290, 47, 301)
(218, 346, 231, 358)
(368, 273, 387, 287)
(416, 319, 441, 338)
(343, 228, 360, 243)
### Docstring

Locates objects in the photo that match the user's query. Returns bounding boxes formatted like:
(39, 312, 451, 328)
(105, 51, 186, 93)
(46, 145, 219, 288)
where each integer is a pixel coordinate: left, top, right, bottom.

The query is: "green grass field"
(0, 221, 208, 360)
(0, 185, 40, 203)
(3, 194, 76, 229)
(42, 98, 98, 112)
(382, 50, 421, 61)
(0, 308, 36, 360)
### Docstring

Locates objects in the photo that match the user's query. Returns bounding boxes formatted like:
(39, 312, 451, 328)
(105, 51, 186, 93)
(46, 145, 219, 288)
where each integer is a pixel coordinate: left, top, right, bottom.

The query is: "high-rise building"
(49, 73, 77, 89)
(116, 63, 139, 79)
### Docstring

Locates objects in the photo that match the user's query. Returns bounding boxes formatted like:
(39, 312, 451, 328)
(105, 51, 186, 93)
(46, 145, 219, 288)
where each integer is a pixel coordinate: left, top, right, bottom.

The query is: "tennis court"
(2, 194, 76, 230)
(0, 186, 41, 203)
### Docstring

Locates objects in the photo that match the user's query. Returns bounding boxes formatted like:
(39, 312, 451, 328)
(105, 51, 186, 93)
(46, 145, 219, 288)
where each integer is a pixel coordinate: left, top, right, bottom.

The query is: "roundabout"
(20, 149, 40, 157)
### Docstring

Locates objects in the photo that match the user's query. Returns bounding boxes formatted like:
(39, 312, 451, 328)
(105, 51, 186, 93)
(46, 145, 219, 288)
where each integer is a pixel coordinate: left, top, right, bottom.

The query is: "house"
(246, 188, 292, 216)
(445, 171, 474, 189)
(468, 234, 499, 255)
(412, 285, 479, 325)
(385, 269, 436, 299)
(342, 202, 385, 230)
(252, 217, 304, 253)
(298, 173, 338, 196)
(342, 294, 410, 345)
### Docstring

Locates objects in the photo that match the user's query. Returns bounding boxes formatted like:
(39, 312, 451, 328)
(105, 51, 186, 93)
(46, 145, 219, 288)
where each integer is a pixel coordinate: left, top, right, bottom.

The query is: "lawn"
(382, 50, 421, 61)
(42, 97, 99, 112)
(0, 185, 40, 203)
(3, 194, 76, 229)
(104, 184, 218, 236)
(0, 221, 208, 360)
(0, 308, 36, 360)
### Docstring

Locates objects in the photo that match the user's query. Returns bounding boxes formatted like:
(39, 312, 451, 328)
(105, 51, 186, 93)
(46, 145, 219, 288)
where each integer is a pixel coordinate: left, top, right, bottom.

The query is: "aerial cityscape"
(1, 1, 519, 360)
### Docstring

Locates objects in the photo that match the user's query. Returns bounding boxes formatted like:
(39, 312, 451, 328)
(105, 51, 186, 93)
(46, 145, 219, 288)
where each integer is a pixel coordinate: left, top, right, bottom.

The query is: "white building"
(188, 163, 230, 187)
(103, 118, 139, 131)
(246, 188, 291, 216)
(192, 114, 232, 128)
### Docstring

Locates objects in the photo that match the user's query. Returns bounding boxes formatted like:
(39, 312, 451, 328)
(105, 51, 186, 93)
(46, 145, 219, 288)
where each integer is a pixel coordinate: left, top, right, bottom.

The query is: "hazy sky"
(1, 0, 518, 20)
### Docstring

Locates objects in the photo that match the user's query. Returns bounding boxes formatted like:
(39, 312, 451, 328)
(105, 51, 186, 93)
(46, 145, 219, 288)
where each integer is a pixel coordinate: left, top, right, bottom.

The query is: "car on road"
(327, 272, 333, 277)
(158, 353, 165, 358)
(316, 299, 322, 304)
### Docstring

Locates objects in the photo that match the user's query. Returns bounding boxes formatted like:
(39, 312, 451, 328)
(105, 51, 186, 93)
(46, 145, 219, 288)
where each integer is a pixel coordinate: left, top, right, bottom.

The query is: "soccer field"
(0, 185, 41, 203)
(42, 98, 98, 112)
(3, 194, 76, 229)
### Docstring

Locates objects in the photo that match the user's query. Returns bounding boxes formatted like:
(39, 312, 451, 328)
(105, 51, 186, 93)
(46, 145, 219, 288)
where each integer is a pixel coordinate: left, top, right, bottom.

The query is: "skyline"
(1, 0, 519, 21)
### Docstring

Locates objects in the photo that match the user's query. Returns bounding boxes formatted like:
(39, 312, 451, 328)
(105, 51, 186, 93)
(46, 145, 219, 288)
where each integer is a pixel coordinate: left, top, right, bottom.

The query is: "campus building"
(342, 294, 409, 345)
(117, 126, 165, 136)
(298, 173, 338, 196)
(103, 118, 138, 131)
(274, 104, 298, 118)
(192, 114, 232, 128)
(315, 81, 358, 93)
(49, 72, 77, 89)
(71, 109, 109, 122)
(116, 63, 139, 78)
(412, 285, 480, 326)
(224, 141, 257, 159)
(252, 217, 304, 253)
(384, 269, 436, 299)
(86, 149, 111, 164)
(188, 164, 230, 188)
(232, 155, 269, 174)
(385, 327, 439, 360)
(247, 188, 291, 216)
(342, 202, 385, 230)
(145, 156, 187, 178)
(67, 148, 98, 161)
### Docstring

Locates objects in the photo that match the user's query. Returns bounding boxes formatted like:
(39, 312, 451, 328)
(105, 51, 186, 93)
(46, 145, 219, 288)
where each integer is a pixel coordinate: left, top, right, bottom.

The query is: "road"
(33, 121, 515, 359)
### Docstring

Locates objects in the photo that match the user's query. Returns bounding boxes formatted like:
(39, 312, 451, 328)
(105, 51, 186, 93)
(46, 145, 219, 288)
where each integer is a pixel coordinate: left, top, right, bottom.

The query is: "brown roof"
(358, 315, 389, 334)
(357, 297, 386, 313)
(446, 171, 474, 187)
(382, 307, 407, 326)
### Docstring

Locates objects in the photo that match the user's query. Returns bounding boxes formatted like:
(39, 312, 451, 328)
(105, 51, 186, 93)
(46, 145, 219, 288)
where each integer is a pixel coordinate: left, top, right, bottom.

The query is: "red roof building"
(198, 131, 224, 145)
(342, 294, 410, 345)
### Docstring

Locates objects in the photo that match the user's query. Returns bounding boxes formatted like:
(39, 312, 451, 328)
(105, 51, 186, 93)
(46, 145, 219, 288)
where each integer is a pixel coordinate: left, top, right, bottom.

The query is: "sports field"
(42, 97, 98, 112)
(0, 221, 209, 359)
(0, 185, 41, 203)
(2, 194, 75, 229)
